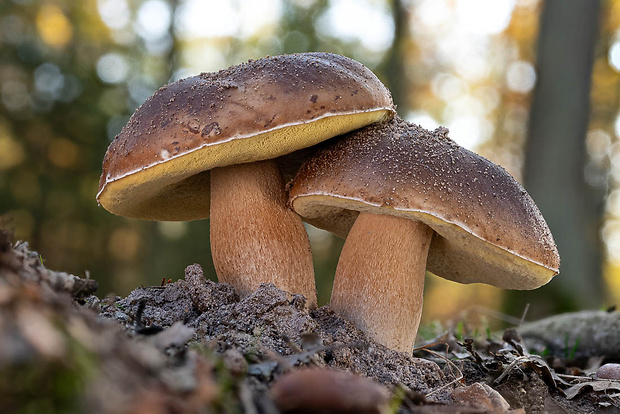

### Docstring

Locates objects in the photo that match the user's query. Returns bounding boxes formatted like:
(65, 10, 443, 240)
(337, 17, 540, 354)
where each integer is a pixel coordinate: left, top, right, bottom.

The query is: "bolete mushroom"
(97, 53, 395, 307)
(288, 117, 560, 351)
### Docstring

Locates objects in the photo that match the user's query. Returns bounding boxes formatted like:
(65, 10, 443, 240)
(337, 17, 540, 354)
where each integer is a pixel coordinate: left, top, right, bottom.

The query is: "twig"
(518, 303, 530, 327)
(239, 382, 259, 414)
(555, 373, 593, 382)
(493, 355, 529, 384)
(413, 342, 463, 398)
(470, 305, 523, 326)
(283, 335, 320, 366)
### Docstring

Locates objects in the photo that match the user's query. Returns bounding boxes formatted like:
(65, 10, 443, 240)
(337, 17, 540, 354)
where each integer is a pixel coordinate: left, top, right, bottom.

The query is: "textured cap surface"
(289, 118, 560, 289)
(97, 53, 395, 220)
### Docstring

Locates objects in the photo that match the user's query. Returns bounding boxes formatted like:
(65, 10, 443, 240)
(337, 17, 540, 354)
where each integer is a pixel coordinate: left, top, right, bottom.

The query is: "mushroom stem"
(210, 160, 317, 307)
(330, 212, 433, 352)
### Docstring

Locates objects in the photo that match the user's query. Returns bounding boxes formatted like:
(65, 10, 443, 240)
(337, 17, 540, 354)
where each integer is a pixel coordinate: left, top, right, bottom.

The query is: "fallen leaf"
(564, 380, 620, 400)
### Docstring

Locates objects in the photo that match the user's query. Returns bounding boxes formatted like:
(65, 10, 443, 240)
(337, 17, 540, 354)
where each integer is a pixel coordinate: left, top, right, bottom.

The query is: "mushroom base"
(210, 160, 316, 307)
(330, 212, 433, 353)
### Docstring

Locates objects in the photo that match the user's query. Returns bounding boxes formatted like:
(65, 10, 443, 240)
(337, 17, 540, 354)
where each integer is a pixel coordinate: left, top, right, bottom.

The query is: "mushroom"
(97, 53, 395, 307)
(288, 117, 560, 351)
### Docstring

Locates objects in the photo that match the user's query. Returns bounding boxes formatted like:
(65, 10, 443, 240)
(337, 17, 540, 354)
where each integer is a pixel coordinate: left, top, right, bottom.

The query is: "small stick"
(470, 305, 523, 326)
(518, 303, 530, 327)
(493, 355, 529, 384)
(413, 342, 464, 398)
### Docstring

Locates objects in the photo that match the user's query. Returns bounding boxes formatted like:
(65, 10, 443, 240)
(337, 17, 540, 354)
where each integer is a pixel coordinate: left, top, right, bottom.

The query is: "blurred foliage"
(0, 0, 383, 300)
(0, 0, 196, 295)
(2, 0, 620, 321)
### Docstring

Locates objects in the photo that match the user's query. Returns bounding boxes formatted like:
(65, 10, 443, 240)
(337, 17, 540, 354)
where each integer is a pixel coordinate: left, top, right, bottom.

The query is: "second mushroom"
(289, 117, 560, 352)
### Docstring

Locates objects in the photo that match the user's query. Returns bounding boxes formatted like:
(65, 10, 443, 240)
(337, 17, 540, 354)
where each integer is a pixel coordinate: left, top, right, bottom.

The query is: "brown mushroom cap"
(289, 117, 560, 290)
(97, 53, 395, 221)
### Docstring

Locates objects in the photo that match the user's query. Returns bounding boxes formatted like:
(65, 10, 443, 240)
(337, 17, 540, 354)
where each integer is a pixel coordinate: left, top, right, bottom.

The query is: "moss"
(190, 343, 244, 414)
(1, 358, 90, 413)
(0, 318, 99, 413)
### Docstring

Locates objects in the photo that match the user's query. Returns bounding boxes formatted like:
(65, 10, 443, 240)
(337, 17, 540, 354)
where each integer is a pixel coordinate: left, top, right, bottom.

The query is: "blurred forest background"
(1, 0, 619, 327)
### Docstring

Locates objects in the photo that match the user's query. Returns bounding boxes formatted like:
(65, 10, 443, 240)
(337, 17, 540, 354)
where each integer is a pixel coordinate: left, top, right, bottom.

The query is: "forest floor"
(1, 231, 619, 413)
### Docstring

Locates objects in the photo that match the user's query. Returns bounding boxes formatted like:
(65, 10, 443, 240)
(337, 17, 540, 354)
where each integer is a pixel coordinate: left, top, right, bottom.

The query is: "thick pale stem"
(210, 160, 317, 307)
(331, 212, 433, 353)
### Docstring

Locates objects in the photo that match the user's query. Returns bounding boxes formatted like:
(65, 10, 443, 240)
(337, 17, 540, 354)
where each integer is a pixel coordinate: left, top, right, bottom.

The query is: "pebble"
(595, 363, 620, 380)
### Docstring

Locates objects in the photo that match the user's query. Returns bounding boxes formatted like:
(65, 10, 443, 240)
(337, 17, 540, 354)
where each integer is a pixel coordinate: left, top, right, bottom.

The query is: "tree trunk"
(522, 0, 602, 312)
(382, 0, 410, 112)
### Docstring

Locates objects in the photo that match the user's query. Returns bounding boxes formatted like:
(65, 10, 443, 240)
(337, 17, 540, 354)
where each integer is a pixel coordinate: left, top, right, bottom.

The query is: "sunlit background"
(2, 0, 619, 328)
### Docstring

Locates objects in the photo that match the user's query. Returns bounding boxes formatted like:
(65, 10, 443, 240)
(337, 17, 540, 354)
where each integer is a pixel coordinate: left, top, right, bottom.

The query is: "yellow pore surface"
(98, 109, 392, 221)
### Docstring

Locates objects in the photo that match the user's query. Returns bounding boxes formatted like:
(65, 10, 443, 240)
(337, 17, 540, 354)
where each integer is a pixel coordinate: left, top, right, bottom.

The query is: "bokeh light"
(2, 0, 620, 323)
(36, 4, 72, 48)
(96, 53, 130, 84)
(316, 0, 394, 53)
(98, 0, 131, 30)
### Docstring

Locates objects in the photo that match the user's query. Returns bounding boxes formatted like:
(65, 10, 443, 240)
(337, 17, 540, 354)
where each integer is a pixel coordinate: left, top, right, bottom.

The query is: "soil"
(1, 233, 619, 413)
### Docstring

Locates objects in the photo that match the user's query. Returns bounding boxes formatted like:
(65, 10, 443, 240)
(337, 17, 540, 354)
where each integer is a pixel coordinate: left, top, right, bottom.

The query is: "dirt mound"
(103, 264, 447, 396)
